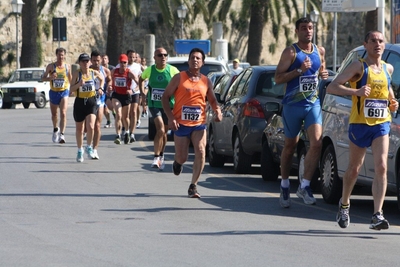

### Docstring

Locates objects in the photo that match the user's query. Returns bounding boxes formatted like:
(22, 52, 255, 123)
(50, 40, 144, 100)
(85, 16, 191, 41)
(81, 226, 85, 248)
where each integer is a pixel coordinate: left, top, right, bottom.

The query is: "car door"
(218, 69, 252, 155)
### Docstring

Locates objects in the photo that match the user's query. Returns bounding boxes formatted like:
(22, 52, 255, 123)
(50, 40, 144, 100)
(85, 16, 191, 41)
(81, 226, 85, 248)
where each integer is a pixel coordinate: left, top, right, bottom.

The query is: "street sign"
(322, 0, 345, 12)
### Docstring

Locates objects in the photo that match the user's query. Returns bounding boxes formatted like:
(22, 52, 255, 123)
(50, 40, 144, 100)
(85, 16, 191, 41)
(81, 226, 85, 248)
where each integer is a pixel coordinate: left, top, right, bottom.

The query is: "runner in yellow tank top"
(42, 47, 72, 144)
(327, 31, 398, 230)
(162, 48, 222, 198)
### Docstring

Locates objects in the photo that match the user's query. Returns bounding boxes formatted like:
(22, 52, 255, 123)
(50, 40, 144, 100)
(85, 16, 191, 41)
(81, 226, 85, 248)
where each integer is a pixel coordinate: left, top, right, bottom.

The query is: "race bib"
(364, 99, 388, 119)
(181, 106, 201, 121)
(151, 88, 164, 101)
(115, 77, 127, 87)
(79, 80, 95, 93)
(53, 78, 65, 88)
(299, 75, 318, 93)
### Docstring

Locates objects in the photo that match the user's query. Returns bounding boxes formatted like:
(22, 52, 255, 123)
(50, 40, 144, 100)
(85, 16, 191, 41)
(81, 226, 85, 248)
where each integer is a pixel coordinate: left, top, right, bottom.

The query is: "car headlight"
(28, 88, 35, 93)
(2, 88, 8, 93)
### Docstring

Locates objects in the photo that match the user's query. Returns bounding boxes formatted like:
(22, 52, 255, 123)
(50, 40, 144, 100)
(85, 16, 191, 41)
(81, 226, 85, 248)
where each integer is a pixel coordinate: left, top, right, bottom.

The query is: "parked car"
(260, 77, 334, 187)
(147, 56, 229, 141)
(0, 87, 3, 109)
(319, 43, 400, 210)
(1, 68, 49, 109)
(206, 65, 282, 174)
(207, 71, 227, 86)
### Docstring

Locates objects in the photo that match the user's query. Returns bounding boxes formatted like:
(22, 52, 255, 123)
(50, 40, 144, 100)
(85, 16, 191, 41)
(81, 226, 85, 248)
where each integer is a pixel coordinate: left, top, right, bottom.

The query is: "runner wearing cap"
(70, 53, 104, 162)
(111, 54, 140, 144)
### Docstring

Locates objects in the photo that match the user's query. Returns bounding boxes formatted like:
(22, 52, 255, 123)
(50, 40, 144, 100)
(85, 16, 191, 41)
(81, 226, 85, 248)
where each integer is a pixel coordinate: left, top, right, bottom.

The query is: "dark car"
(260, 77, 334, 187)
(206, 65, 283, 174)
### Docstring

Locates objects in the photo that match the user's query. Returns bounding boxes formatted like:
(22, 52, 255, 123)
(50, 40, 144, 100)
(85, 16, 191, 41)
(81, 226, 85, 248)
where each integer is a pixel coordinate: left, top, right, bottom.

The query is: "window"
(384, 52, 400, 98)
(257, 72, 284, 98)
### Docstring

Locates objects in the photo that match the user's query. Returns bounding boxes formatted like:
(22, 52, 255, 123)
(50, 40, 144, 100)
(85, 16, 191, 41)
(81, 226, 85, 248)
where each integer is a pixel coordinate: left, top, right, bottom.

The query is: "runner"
(162, 48, 222, 197)
(70, 53, 104, 162)
(139, 47, 180, 170)
(101, 54, 115, 128)
(42, 47, 72, 143)
(90, 50, 112, 159)
(111, 54, 139, 144)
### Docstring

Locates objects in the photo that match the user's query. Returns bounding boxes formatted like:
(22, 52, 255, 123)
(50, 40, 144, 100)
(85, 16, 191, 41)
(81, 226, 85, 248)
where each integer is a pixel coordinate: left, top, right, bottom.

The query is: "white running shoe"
(92, 149, 99, 160)
(52, 127, 60, 143)
(85, 145, 95, 159)
(151, 156, 160, 168)
(76, 150, 84, 162)
(159, 156, 165, 171)
(59, 134, 66, 144)
(136, 119, 141, 128)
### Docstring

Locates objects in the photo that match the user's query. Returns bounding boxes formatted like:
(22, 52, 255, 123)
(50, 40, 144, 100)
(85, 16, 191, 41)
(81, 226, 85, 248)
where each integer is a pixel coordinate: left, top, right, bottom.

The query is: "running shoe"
(188, 184, 201, 198)
(369, 211, 389, 230)
(85, 145, 95, 159)
(52, 127, 60, 143)
(296, 185, 316, 205)
(76, 150, 84, 162)
(104, 121, 112, 128)
(130, 134, 136, 143)
(336, 199, 350, 228)
(159, 156, 165, 171)
(151, 156, 160, 168)
(279, 186, 291, 208)
(172, 161, 183, 176)
(124, 132, 130, 144)
(136, 119, 141, 128)
(141, 112, 146, 118)
(92, 149, 99, 160)
(59, 134, 66, 144)
(114, 135, 121, 145)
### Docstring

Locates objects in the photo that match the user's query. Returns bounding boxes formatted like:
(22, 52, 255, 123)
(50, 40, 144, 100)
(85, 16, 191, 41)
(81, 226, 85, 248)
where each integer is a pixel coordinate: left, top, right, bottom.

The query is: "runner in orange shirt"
(162, 48, 222, 198)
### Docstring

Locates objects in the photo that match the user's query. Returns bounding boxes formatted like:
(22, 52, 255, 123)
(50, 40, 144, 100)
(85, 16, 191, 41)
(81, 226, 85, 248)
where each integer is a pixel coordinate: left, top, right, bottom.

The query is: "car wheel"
(320, 144, 342, 204)
(23, 102, 30, 109)
(233, 133, 252, 174)
(298, 146, 320, 191)
(34, 94, 46, 108)
(148, 117, 155, 141)
(260, 141, 279, 181)
(2, 102, 13, 109)
(0, 93, 3, 109)
(207, 129, 225, 167)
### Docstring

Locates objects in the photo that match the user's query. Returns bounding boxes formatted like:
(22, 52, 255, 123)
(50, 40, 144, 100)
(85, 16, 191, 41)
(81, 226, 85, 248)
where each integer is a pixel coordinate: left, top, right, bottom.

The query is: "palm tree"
(20, 0, 38, 68)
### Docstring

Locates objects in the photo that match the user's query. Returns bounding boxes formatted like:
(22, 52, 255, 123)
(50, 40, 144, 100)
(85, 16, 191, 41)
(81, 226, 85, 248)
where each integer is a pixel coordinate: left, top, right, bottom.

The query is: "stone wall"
(0, 0, 390, 78)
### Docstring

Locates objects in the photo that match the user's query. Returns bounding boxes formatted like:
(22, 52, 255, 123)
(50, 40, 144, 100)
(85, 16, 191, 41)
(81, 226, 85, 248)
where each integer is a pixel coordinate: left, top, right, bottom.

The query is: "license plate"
(12, 97, 22, 101)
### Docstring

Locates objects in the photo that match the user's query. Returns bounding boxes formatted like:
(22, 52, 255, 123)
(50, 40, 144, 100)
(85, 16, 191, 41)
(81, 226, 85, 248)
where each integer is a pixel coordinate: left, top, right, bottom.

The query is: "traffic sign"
(322, 0, 345, 12)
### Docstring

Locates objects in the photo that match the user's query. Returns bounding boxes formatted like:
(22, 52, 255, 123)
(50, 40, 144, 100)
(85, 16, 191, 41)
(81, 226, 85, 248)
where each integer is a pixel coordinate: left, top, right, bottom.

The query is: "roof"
(15, 68, 45, 71)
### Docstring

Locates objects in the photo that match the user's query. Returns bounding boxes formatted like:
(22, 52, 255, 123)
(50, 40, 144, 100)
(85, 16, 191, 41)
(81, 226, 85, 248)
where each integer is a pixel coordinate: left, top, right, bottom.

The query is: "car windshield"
(9, 70, 44, 82)
(169, 62, 224, 75)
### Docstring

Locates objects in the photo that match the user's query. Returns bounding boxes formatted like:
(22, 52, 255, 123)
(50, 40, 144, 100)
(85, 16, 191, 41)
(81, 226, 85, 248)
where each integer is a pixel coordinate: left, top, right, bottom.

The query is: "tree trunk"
(106, 0, 124, 65)
(20, 0, 38, 68)
(365, 9, 377, 36)
(246, 1, 265, 65)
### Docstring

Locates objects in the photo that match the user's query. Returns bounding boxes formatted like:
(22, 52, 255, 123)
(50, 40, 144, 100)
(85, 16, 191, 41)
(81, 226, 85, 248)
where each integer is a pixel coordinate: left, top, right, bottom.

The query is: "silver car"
(320, 43, 400, 210)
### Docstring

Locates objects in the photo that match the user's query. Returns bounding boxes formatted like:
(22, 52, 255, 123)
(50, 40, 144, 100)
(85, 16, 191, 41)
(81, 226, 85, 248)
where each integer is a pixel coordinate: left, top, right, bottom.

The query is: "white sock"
(301, 179, 311, 189)
(281, 179, 290, 188)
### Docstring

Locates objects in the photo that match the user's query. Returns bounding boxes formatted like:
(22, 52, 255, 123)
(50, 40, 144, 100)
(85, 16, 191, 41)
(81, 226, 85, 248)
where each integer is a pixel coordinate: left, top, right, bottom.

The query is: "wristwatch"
(296, 68, 303, 74)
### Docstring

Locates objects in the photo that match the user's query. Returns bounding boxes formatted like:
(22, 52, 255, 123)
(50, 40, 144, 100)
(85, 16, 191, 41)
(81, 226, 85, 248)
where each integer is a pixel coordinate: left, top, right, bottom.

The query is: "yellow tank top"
(349, 59, 391, 125)
(50, 64, 70, 92)
(77, 70, 96, 98)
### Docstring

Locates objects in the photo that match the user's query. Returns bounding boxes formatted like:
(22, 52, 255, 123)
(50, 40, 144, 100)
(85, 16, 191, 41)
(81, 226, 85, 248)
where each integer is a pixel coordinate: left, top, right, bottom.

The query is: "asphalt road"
(1, 102, 400, 266)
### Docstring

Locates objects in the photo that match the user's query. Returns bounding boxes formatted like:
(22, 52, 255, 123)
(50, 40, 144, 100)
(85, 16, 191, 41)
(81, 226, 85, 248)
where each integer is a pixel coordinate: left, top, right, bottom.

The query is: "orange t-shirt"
(173, 71, 208, 126)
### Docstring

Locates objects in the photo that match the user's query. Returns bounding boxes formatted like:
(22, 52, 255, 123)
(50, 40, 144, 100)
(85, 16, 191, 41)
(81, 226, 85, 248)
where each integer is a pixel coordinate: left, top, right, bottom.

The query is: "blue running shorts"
(50, 89, 70, 105)
(282, 105, 322, 138)
(349, 122, 390, 148)
(174, 124, 207, 138)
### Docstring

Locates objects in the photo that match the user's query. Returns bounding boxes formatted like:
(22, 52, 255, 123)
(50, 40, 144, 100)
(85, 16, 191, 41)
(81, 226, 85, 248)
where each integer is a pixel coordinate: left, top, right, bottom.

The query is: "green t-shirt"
(141, 64, 179, 108)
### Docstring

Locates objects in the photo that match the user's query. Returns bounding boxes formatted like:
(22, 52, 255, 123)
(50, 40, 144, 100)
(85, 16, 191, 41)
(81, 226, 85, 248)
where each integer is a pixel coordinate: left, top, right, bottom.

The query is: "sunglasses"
(121, 61, 127, 64)
(157, 53, 168, 58)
